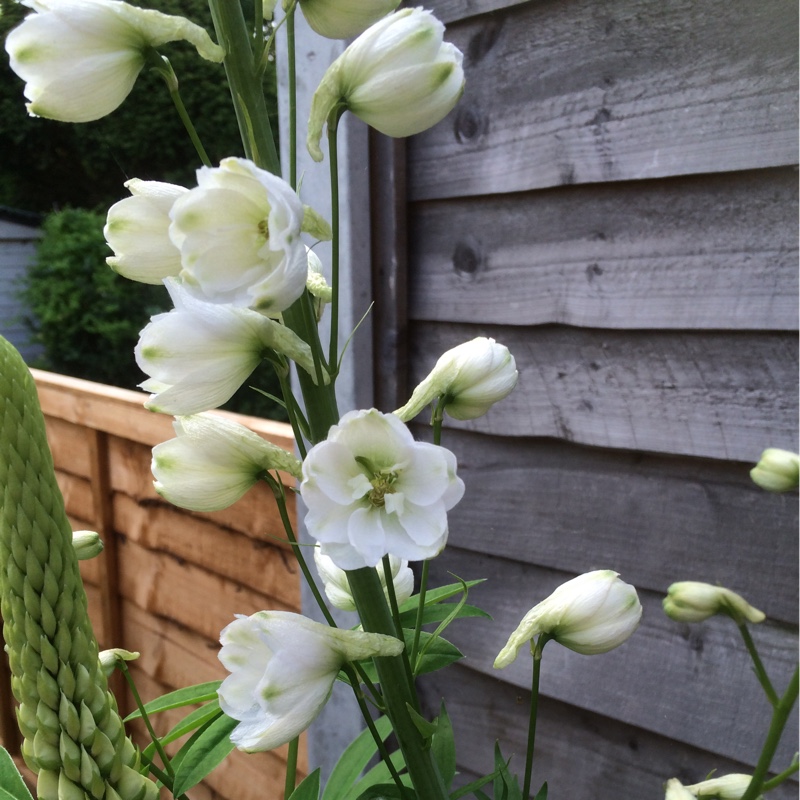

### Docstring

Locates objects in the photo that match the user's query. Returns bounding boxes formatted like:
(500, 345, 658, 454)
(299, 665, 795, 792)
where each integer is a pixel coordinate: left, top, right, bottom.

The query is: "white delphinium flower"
(136, 278, 319, 415)
(217, 611, 404, 752)
(395, 337, 518, 422)
(169, 158, 307, 316)
(301, 409, 465, 569)
(750, 447, 800, 492)
(663, 582, 765, 625)
(685, 774, 753, 799)
(152, 414, 302, 512)
(664, 779, 698, 800)
(5, 0, 223, 122)
(105, 178, 186, 283)
(494, 571, 642, 668)
(314, 544, 414, 611)
(307, 8, 464, 161)
(299, 0, 401, 40)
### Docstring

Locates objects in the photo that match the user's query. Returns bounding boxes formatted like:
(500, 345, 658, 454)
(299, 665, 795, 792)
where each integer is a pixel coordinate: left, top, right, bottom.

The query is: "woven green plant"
(0, 335, 156, 800)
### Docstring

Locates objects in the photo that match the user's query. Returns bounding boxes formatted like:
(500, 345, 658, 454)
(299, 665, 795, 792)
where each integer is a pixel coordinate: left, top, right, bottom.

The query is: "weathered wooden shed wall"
(370, 0, 798, 796)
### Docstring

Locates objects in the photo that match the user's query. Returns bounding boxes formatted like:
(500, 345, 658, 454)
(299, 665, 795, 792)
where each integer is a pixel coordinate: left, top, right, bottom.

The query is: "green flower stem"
(739, 622, 780, 707)
(207, 0, 280, 175)
(522, 635, 548, 800)
(276, 369, 309, 460)
(762, 757, 800, 790)
(284, 736, 299, 798)
(381, 557, 418, 705)
(327, 110, 345, 371)
(347, 567, 450, 800)
(119, 661, 177, 784)
(410, 560, 430, 670)
(341, 664, 406, 794)
(144, 50, 212, 168)
(740, 665, 799, 800)
(286, 4, 298, 191)
(432, 399, 446, 446)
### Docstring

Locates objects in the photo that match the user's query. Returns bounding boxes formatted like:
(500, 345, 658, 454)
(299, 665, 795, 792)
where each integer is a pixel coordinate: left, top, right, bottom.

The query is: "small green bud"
(78, 702, 96, 745)
(58, 660, 77, 701)
(59, 730, 83, 781)
(750, 448, 800, 492)
(81, 746, 105, 800)
(40, 634, 59, 674)
(72, 531, 104, 561)
(59, 694, 81, 741)
(35, 699, 60, 736)
(663, 582, 765, 625)
(58, 770, 87, 800)
(25, 547, 45, 591)
(36, 668, 60, 709)
(36, 769, 59, 800)
(90, 728, 116, 775)
(33, 727, 60, 770)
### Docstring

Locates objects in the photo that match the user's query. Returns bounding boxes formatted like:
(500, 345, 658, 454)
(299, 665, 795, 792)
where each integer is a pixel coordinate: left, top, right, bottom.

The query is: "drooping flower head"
(683, 774, 753, 799)
(395, 337, 518, 422)
(494, 570, 642, 668)
(5, 0, 223, 122)
(136, 278, 320, 415)
(218, 611, 403, 752)
(314, 544, 414, 611)
(301, 409, 465, 569)
(307, 8, 464, 161)
(749, 447, 800, 492)
(152, 414, 302, 512)
(169, 158, 308, 316)
(105, 178, 186, 284)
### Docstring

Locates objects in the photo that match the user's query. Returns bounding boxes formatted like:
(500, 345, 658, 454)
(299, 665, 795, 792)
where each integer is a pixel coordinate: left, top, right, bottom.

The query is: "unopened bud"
(72, 530, 104, 560)
(98, 649, 140, 678)
(663, 582, 765, 625)
(750, 448, 799, 492)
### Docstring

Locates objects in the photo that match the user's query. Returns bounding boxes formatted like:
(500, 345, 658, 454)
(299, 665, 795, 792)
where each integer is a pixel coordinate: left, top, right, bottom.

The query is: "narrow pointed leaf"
(323, 716, 393, 800)
(405, 703, 439, 740)
(289, 768, 321, 800)
(124, 680, 221, 721)
(172, 712, 238, 795)
(431, 702, 456, 789)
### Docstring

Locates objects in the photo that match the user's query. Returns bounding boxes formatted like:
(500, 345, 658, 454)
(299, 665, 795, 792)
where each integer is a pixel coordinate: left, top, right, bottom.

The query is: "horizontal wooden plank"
(117, 537, 296, 645)
(409, 323, 799, 461)
(426, 551, 798, 768)
(419, 663, 798, 800)
(409, 168, 799, 330)
(425, 0, 529, 24)
(433, 430, 799, 623)
(409, 0, 799, 199)
(33, 369, 294, 450)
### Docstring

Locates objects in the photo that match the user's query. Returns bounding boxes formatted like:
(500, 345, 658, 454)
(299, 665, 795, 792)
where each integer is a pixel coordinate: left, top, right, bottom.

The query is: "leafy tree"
(0, 0, 279, 212)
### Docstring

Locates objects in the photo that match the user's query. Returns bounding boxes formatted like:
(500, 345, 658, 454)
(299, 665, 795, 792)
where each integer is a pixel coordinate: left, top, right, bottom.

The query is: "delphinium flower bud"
(395, 337, 518, 422)
(5, 0, 223, 123)
(0, 335, 157, 800)
(494, 570, 642, 668)
(307, 8, 464, 161)
(218, 611, 403, 751)
(71, 530, 103, 560)
(663, 582, 765, 625)
(684, 774, 753, 799)
(314, 544, 414, 611)
(750, 448, 800, 492)
(299, 0, 401, 40)
(152, 413, 302, 512)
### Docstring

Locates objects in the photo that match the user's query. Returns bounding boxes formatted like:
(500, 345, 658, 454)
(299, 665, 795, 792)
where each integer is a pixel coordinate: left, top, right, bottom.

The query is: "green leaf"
(397, 580, 485, 615)
(405, 704, 439, 740)
(172, 712, 238, 795)
(323, 716, 394, 800)
(404, 630, 463, 676)
(430, 702, 456, 790)
(0, 746, 34, 800)
(157, 701, 223, 750)
(124, 681, 221, 722)
(534, 782, 548, 800)
(355, 784, 416, 800)
(449, 772, 497, 800)
(492, 743, 522, 800)
(344, 749, 407, 800)
(289, 768, 321, 800)
(397, 603, 490, 628)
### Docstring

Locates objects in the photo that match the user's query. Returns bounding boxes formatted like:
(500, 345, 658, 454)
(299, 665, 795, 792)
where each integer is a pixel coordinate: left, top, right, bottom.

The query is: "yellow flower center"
(368, 472, 398, 508)
(258, 218, 270, 239)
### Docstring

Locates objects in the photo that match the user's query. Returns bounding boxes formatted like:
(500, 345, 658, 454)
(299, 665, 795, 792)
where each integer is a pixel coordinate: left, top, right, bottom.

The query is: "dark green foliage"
(20, 208, 169, 388)
(0, 0, 279, 213)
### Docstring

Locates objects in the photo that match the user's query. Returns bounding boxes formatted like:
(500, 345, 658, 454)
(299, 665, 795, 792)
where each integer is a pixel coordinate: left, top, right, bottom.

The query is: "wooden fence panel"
(0, 370, 304, 799)
(409, 0, 798, 200)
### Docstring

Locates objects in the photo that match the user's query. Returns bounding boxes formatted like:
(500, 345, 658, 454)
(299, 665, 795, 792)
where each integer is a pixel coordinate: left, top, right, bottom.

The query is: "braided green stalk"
(0, 336, 156, 800)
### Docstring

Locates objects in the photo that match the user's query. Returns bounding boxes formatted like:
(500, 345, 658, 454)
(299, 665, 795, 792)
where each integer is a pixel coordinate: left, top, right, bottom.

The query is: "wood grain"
(428, 429, 799, 624)
(418, 663, 799, 800)
(408, 0, 799, 199)
(408, 168, 799, 330)
(425, 550, 799, 768)
(409, 323, 799, 462)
